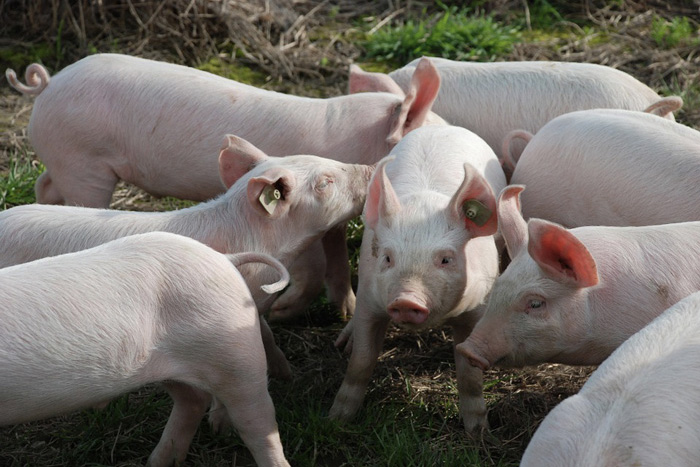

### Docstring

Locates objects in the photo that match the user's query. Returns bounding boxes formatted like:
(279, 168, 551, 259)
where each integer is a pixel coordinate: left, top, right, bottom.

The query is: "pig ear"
(448, 163, 498, 237)
(386, 57, 441, 144)
(246, 167, 295, 219)
(219, 135, 270, 189)
(643, 96, 683, 118)
(527, 219, 599, 288)
(348, 64, 405, 96)
(498, 185, 528, 259)
(365, 157, 401, 230)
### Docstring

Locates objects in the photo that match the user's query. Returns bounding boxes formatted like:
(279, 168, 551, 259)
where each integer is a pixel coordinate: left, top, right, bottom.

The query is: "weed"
(650, 15, 699, 49)
(0, 156, 42, 210)
(362, 5, 520, 65)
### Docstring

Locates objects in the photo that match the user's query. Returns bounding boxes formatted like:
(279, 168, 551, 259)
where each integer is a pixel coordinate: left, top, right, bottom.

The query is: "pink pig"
(505, 107, 700, 228)
(6, 53, 444, 320)
(458, 185, 700, 373)
(350, 57, 675, 167)
(0, 232, 290, 467)
(0, 135, 373, 380)
(521, 290, 700, 467)
(329, 125, 506, 431)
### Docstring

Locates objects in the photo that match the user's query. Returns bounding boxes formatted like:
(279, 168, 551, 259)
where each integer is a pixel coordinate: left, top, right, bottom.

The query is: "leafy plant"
(650, 15, 699, 49)
(0, 157, 42, 210)
(362, 5, 520, 65)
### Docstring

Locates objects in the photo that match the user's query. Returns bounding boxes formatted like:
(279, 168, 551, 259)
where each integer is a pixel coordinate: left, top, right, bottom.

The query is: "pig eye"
(315, 177, 333, 191)
(441, 257, 452, 265)
(526, 299, 545, 312)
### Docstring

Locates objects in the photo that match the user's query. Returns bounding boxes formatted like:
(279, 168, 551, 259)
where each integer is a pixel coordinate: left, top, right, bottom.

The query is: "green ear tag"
(259, 185, 281, 215)
(462, 199, 491, 227)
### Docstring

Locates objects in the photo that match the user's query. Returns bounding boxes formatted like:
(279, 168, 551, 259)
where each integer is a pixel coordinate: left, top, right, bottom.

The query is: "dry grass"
(1, 0, 699, 465)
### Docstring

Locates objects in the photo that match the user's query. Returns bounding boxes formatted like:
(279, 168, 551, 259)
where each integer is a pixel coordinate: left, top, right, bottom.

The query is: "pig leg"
(322, 223, 356, 320)
(35, 163, 119, 208)
(450, 311, 488, 431)
(215, 381, 290, 467)
(260, 317, 293, 380)
(148, 382, 211, 467)
(34, 172, 65, 205)
(268, 242, 325, 321)
(329, 304, 389, 421)
(207, 327, 290, 466)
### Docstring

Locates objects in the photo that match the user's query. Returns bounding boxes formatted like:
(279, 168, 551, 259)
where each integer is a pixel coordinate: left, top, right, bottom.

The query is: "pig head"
(364, 157, 499, 329)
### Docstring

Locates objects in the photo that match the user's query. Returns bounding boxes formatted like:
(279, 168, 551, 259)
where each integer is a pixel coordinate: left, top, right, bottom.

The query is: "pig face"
(457, 185, 599, 370)
(219, 135, 373, 246)
(363, 157, 498, 331)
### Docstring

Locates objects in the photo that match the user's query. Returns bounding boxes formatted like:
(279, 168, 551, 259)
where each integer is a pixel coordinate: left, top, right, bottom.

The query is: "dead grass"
(0, 0, 699, 465)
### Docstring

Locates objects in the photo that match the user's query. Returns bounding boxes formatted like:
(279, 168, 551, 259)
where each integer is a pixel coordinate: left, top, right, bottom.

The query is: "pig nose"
(387, 298, 430, 324)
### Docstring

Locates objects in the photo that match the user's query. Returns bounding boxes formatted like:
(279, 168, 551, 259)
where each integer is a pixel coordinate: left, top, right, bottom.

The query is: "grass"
(650, 15, 699, 49)
(362, 4, 520, 65)
(0, 154, 41, 210)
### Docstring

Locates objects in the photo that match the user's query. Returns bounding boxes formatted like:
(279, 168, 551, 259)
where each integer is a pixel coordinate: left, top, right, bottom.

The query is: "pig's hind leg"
(148, 382, 211, 467)
(34, 160, 119, 208)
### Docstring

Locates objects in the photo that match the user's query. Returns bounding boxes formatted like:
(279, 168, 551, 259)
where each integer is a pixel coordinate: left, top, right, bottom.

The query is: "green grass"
(362, 5, 520, 65)
(650, 15, 699, 49)
(0, 154, 42, 210)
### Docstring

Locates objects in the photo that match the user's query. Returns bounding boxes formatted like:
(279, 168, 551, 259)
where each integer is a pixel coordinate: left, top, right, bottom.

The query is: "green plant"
(650, 15, 699, 49)
(0, 157, 43, 210)
(362, 5, 520, 65)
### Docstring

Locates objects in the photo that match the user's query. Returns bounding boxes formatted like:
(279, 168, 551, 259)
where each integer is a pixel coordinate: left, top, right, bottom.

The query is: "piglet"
(0, 231, 290, 467)
(0, 135, 374, 380)
(329, 125, 506, 430)
(506, 107, 700, 227)
(458, 185, 700, 372)
(6, 54, 441, 206)
(350, 57, 675, 166)
(521, 290, 700, 467)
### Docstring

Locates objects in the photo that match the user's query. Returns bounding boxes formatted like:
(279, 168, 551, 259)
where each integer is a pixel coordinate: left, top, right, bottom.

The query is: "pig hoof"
(460, 401, 489, 432)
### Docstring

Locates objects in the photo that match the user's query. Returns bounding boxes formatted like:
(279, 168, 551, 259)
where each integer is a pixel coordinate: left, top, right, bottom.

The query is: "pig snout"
(456, 339, 491, 372)
(387, 295, 430, 324)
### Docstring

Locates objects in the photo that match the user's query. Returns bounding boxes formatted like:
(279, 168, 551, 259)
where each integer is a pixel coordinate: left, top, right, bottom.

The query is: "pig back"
(512, 108, 700, 228)
(389, 59, 667, 156)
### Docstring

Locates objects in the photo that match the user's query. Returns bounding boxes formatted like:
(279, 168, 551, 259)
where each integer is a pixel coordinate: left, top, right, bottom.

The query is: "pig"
(505, 107, 700, 228)
(6, 53, 444, 321)
(349, 57, 676, 167)
(521, 290, 700, 467)
(329, 125, 507, 431)
(0, 231, 291, 467)
(0, 135, 373, 380)
(458, 185, 700, 374)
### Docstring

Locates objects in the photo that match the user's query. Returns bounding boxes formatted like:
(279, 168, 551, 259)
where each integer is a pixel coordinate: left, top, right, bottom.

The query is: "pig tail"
(6, 63, 51, 96)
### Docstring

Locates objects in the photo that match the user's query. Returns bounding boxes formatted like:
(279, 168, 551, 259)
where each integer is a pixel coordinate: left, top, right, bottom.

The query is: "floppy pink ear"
(498, 185, 528, 259)
(348, 64, 405, 96)
(246, 167, 294, 219)
(447, 163, 498, 238)
(528, 219, 599, 288)
(364, 157, 401, 230)
(219, 135, 270, 189)
(386, 57, 441, 144)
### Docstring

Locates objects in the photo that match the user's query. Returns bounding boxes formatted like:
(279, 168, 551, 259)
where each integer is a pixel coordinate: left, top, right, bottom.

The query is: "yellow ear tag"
(259, 185, 281, 215)
(462, 199, 491, 227)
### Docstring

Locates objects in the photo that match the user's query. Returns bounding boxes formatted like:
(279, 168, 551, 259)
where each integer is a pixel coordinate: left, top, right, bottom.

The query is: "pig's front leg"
(149, 382, 211, 467)
(322, 223, 356, 320)
(450, 311, 488, 432)
(260, 317, 292, 380)
(329, 303, 389, 421)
